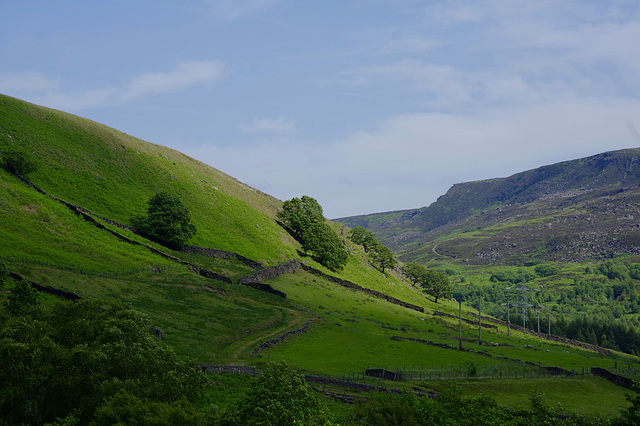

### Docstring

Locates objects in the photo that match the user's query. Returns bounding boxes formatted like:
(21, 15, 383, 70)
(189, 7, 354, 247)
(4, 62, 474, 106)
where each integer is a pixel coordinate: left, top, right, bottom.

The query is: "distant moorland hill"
(337, 149, 640, 265)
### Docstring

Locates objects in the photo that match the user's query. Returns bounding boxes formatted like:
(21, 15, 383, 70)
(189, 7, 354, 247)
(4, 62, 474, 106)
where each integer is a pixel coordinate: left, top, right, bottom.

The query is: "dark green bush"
(133, 191, 197, 248)
(1, 146, 38, 175)
(535, 263, 560, 277)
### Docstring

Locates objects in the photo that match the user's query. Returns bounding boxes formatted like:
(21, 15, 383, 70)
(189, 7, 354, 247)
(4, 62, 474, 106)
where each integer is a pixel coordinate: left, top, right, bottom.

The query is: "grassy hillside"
(0, 93, 433, 364)
(1, 94, 638, 418)
(0, 94, 297, 264)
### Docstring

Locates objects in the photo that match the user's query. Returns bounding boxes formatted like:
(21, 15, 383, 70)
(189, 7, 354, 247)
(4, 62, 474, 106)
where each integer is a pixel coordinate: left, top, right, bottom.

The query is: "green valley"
(1, 93, 639, 424)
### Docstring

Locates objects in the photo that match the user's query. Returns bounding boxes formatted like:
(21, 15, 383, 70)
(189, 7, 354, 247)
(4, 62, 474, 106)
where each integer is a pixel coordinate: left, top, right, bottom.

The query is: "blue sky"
(2, 1, 640, 218)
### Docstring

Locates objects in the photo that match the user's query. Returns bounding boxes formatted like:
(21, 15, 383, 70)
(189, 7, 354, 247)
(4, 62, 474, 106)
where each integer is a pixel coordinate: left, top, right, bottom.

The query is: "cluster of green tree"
(278, 196, 348, 271)
(596, 260, 640, 281)
(454, 259, 640, 352)
(489, 268, 536, 284)
(132, 191, 197, 249)
(0, 266, 331, 425)
(402, 262, 452, 303)
(551, 316, 640, 354)
(348, 226, 396, 273)
(0, 301, 205, 424)
(488, 264, 561, 284)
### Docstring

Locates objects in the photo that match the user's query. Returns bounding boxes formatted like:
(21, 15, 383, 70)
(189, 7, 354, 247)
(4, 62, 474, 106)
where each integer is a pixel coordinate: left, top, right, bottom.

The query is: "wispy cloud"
(123, 61, 224, 100)
(242, 115, 295, 134)
(0, 72, 58, 92)
(206, 0, 280, 21)
(19, 61, 224, 111)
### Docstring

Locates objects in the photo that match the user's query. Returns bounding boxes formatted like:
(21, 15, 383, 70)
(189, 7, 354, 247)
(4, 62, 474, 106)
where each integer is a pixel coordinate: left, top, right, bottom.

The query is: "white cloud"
(0, 72, 58, 92)
(335, 1, 640, 112)
(242, 115, 295, 134)
(35, 88, 119, 111)
(124, 61, 224, 100)
(176, 96, 640, 218)
(20, 61, 224, 111)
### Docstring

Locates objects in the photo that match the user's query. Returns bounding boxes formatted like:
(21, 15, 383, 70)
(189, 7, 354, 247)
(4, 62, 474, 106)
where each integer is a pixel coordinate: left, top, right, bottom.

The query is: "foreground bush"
(219, 361, 333, 425)
(0, 299, 205, 424)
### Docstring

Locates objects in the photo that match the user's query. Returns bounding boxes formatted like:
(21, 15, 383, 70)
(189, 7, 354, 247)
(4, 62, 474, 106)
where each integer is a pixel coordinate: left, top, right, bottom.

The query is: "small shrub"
(465, 361, 478, 377)
(1, 147, 37, 175)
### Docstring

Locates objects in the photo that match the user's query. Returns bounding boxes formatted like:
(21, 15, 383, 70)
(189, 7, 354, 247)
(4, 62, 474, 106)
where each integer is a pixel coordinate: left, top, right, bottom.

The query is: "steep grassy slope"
(0, 94, 297, 264)
(0, 93, 432, 364)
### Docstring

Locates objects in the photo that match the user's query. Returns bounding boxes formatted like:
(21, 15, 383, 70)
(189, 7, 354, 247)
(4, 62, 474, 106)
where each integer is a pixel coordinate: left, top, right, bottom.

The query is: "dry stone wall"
(182, 245, 262, 270)
(300, 264, 425, 313)
(200, 365, 258, 376)
(251, 320, 312, 355)
(238, 259, 301, 285)
(591, 367, 635, 389)
(9, 271, 81, 300)
(304, 375, 404, 395)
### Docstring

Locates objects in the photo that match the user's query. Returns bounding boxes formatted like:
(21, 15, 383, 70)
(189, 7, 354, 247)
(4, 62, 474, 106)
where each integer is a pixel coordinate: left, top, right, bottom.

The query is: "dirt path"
(227, 306, 311, 364)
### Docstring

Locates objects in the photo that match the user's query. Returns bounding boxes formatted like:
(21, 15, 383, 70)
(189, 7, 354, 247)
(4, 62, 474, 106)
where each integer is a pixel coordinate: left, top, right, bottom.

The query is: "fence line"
(335, 362, 579, 383)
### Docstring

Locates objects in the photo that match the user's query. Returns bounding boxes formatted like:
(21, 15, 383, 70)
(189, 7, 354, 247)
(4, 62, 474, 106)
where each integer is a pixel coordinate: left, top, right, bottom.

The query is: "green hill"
(1, 94, 638, 419)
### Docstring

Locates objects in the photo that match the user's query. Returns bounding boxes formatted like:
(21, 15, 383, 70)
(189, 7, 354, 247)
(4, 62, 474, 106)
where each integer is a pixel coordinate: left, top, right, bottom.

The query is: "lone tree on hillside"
(301, 222, 349, 272)
(403, 262, 452, 303)
(278, 196, 348, 271)
(369, 242, 396, 273)
(133, 192, 197, 248)
(348, 226, 378, 253)
(277, 195, 324, 240)
(348, 226, 397, 273)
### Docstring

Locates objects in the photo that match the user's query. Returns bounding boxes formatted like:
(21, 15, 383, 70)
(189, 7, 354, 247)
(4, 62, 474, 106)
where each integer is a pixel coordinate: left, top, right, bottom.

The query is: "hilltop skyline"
(2, 1, 640, 217)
